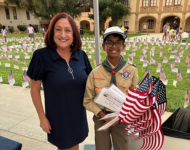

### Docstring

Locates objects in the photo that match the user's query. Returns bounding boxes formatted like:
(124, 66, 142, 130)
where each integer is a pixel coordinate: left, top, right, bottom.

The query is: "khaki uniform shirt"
(83, 62, 138, 116)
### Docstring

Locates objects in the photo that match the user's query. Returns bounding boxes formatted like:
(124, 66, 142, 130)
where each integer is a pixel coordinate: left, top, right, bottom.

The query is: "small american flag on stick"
(170, 60, 175, 70)
(22, 70, 31, 83)
(8, 70, 13, 82)
(177, 69, 182, 81)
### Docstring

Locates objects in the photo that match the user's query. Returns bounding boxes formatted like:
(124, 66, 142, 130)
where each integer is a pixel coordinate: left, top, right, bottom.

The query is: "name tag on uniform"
(122, 70, 130, 79)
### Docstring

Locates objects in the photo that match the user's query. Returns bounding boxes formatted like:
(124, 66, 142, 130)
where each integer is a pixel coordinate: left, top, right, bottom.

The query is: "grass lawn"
(0, 33, 190, 112)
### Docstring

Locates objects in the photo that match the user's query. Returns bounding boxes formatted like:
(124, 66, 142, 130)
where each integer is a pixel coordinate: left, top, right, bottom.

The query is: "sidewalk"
(0, 83, 173, 150)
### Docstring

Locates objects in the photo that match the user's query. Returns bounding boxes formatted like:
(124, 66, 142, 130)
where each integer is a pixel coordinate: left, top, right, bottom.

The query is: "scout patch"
(122, 70, 130, 79)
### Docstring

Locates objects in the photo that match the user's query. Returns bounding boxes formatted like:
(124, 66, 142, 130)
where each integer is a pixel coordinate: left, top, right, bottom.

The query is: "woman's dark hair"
(45, 13, 81, 52)
(2, 25, 5, 29)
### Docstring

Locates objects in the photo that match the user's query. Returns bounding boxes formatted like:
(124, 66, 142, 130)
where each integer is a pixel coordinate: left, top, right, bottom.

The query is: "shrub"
(17, 25, 27, 31)
(83, 30, 94, 35)
(0, 23, 2, 30)
(8, 26, 14, 33)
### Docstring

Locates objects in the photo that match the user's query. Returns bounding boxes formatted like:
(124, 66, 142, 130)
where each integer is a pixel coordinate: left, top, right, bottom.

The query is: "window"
(150, 0, 157, 6)
(12, 7, 17, 20)
(166, 0, 173, 6)
(147, 19, 154, 29)
(174, 0, 181, 5)
(26, 11, 30, 20)
(126, 0, 131, 7)
(142, 0, 149, 7)
(5, 7, 10, 19)
(124, 21, 129, 26)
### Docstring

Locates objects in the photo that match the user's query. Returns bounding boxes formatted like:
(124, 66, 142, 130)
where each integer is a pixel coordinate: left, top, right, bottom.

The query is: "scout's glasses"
(104, 41, 124, 48)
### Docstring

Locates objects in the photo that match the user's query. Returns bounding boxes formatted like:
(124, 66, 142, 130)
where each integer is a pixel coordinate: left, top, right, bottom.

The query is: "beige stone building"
(77, 0, 190, 33)
(0, 0, 40, 32)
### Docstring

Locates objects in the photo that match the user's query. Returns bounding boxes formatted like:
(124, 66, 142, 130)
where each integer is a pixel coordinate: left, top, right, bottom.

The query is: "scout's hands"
(40, 116, 52, 134)
(98, 111, 119, 126)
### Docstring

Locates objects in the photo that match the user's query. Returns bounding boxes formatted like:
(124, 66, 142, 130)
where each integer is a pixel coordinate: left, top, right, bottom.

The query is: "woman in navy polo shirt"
(27, 13, 92, 150)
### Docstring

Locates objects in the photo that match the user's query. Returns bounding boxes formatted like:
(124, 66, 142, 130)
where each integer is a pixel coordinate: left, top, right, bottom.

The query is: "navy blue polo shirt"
(27, 47, 92, 149)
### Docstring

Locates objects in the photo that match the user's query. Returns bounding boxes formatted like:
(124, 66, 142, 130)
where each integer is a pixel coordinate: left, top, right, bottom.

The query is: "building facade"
(0, 0, 40, 32)
(77, 0, 190, 33)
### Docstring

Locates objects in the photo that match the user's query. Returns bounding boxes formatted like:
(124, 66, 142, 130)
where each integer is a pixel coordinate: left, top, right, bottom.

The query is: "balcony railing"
(163, 6, 183, 12)
(140, 6, 158, 13)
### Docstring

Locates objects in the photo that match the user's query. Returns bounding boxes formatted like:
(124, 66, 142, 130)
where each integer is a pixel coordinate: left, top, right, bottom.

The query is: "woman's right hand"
(40, 116, 52, 134)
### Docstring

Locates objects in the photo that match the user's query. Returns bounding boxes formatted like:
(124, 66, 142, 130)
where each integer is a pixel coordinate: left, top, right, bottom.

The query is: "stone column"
(182, 0, 188, 31)
(135, 0, 140, 31)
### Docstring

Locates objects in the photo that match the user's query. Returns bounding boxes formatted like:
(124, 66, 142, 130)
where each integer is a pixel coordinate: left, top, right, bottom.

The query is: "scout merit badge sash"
(102, 57, 126, 85)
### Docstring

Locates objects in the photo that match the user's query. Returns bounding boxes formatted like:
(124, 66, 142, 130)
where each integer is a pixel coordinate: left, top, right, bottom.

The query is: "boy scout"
(83, 26, 138, 150)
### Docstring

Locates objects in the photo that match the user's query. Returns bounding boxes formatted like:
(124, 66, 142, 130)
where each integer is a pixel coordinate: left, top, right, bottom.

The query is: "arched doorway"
(162, 16, 180, 31)
(185, 17, 190, 32)
(80, 20, 90, 30)
(139, 16, 156, 33)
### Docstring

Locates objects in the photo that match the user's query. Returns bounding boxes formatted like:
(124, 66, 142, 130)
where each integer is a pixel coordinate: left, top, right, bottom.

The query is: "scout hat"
(103, 26, 126, 42)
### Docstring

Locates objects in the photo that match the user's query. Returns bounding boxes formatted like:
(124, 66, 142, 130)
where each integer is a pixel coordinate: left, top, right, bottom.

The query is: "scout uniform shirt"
(83, 62, 138, 116)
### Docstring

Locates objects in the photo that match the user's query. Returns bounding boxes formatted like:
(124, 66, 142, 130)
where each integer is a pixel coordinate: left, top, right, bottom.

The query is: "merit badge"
(122, 70, 130, 79)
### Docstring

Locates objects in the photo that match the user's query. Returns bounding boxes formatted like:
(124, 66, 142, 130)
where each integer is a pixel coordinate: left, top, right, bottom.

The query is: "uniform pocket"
(117, 78, 132, 94)
(94, 79, 108, 88)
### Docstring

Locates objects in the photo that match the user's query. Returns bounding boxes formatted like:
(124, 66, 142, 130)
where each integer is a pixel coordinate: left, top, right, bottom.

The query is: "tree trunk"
(111, 19, 118, 26)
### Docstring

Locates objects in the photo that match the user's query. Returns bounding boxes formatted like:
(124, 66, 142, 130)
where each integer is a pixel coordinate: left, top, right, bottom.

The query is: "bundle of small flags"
(118, 69, 167, 150)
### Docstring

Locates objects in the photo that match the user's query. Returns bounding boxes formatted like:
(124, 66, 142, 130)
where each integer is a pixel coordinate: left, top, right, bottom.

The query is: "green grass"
(0, 34, 189, 112)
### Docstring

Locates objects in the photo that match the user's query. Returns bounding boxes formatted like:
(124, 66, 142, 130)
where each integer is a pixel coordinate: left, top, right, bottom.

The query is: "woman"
(1, 25, 7, 42)
(27, 13, 92, 150)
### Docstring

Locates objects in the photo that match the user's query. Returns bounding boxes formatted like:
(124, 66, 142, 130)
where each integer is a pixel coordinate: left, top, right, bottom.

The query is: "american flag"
(23, 49, 28, 56)
(171, 49, 178, 54)
(160, 50, 163, 57)
(150, 55, 155, 64)
(157, 60, 161, 69)
(180, 46, 184, 50)
(133, 77, 166, 150)
(20, 59, 26, 65)
(179, 50, 183, 57)
(185, 90, 189, 100)
(178, 42, 181, 47)
(163, 55, 168, 62)
(12, 56, 18, 62)
(143, 57, 148, 65)
(22, 70, 31, 83)
(14, 48, 18, 53)
(8, 70, 14, 82)
(128, 57, 133, 64)
(177, 69, 182, 81)
(143, 67, 149, 77)
(144, 45, 148, 50)
(185, 56, 189, 63)
(119, 73, 153, 121)
(7, 48, 11, 54)
(133, 46, 137, 51)
(3, 54, 7, 59)
(128, 52, 134, 57)
(170, 60, 175, 70)
(175, 53, 180, 62)
(151, 45, 155, 51)
(140, 53, 144, 59)
(159, 68, 166, 81)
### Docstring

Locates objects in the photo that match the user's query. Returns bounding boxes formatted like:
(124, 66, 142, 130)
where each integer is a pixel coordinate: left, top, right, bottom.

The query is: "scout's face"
(54, 18, 74, 51)
(102, 35, 126, 59)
